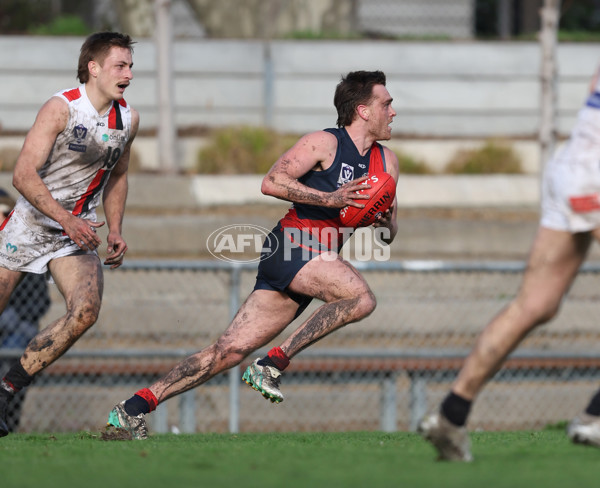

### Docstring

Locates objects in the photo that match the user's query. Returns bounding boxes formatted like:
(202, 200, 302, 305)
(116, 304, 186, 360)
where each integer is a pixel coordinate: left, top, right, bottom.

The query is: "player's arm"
(12, 97, 103, 250)
(261, 130, 370, 209)
(372, 146, 399, 244)
(102, 108, 139, 269)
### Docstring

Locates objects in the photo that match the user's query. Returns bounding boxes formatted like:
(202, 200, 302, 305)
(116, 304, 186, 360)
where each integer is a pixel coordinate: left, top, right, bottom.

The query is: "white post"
(155, 0, 177, 173)
(539, 0, 560, 170)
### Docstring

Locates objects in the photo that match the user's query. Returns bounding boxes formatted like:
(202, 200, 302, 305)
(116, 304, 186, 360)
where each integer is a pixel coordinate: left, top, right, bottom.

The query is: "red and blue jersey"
(279, 127, 387, 251)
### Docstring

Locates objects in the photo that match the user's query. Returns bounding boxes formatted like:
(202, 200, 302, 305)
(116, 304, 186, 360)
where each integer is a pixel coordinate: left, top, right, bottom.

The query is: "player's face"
(367, 84, 396, 140)
(97, 46, 133, 101)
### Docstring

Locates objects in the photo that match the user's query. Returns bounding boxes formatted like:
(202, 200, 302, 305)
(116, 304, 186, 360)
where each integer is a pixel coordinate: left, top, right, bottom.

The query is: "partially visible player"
(0, 31, 138, 437)
(419, 66, 600, 461)
(107, 70, 399, 439)
(0, 189, 51, 433)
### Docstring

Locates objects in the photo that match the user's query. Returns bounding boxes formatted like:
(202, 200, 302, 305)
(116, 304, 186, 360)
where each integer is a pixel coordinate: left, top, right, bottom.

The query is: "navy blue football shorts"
(254, 223, 331, 319)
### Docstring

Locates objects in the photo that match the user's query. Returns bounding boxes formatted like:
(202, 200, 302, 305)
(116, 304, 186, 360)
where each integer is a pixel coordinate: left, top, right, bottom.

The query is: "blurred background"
(1, 0, 600, 435)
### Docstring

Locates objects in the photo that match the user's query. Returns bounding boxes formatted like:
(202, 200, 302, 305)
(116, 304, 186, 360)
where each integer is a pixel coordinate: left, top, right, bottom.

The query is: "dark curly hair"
(333, 70, 387, 127)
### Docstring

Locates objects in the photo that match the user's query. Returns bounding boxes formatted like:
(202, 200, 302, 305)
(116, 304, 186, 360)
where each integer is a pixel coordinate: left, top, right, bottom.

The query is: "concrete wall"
(0, 36, 595, 136)
(0, 37, 595, 172)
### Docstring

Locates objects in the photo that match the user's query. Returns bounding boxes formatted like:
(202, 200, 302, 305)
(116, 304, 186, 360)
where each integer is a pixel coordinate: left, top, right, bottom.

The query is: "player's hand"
(372, 208, 393, 229)
(330, 175, 371, 209)
(104, 231, 128, 269)
(64, 216, 104, 251)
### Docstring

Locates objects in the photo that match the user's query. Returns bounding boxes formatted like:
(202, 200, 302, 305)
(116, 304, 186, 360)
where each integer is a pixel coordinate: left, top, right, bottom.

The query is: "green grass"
(2, 430, 600, 488)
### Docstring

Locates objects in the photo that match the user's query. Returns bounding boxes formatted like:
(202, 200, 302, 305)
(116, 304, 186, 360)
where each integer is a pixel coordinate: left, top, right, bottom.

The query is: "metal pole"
(228, 266, 242, 433)
(380, 373, 397, 432)
(539, 0, 560, 171)
(263, 41, 274, 129)
(409, 375, 427, 432)
(155, 0, 177, 173)
(497, 0, 512, 40)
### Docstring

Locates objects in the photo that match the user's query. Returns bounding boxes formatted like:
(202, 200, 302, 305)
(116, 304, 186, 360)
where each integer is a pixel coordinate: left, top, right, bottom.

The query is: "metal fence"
(1, 259, 600, 434)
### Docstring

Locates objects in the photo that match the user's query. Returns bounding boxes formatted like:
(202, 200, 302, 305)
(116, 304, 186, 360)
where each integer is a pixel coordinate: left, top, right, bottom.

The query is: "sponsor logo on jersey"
(108, 133, 127, 142)
(338, 162, 355, 187)
(102, 133, 126, 143)
(5, 243, 17, 253)
(68, 143, 87, 152)
(73, 124, 87, 141)
(0, 253, 21, 263)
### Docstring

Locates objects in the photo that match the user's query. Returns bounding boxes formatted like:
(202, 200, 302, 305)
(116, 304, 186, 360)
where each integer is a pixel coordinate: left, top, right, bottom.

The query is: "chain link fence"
(1, 259, 599, 434)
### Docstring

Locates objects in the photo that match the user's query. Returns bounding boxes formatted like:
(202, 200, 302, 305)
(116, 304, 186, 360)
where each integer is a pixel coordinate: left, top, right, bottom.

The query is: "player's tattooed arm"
(262, 131, 369, 208)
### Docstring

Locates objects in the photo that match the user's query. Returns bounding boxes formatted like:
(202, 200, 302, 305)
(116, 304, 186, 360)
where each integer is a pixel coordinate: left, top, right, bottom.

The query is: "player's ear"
(88, 60, 99, 78)
(357, 104, 370, 121)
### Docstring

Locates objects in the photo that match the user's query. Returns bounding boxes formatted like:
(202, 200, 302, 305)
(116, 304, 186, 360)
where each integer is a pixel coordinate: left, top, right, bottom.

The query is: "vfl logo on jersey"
(337, 163, 355, 187)
(69, 124, 88, 153)
(73, 124, 88, 141)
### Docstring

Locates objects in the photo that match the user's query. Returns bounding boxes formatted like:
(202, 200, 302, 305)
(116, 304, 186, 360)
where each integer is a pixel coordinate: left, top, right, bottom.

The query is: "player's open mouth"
(118, 83, 129, 90)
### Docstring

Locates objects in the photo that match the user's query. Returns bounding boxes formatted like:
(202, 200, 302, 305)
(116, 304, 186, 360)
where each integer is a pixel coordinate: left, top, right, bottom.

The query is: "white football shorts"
(0, 204, 97, 275)
(540, 138, 600, 233)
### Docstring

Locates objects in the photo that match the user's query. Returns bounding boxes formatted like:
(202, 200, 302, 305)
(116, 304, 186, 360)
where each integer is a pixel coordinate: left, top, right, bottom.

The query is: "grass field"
(2, 428, 600, 488)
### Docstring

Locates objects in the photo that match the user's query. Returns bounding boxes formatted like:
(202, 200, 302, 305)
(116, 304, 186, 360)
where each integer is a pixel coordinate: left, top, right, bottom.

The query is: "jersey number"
(103, 147, 122, 169)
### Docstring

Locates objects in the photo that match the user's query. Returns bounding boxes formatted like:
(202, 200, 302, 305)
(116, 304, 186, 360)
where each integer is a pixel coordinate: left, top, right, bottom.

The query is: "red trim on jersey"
(280, 209, 342, 250)
(117, 98, 127, 107)
(0, 209, 14, 231)
(279, 142, 387, 246)
(63, 88, 82, 102)
(108, 105, 117, 129)
(72, 169, 106, 216)
(372, 145, 384, 173)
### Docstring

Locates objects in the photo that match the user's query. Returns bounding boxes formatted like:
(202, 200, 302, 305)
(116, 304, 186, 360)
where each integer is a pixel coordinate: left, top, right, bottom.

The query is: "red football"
(339, 172, 396, 228)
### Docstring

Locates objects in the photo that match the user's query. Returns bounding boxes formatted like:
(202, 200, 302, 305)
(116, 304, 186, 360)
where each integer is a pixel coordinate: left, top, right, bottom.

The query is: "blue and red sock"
(123, 388, 158, 416)
(257, 347, 290, 371)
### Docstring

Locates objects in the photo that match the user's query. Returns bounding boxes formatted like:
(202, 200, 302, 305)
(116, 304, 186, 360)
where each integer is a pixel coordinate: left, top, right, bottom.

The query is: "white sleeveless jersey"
(21, 84, 132, 229)
(0, 85, 132, 273)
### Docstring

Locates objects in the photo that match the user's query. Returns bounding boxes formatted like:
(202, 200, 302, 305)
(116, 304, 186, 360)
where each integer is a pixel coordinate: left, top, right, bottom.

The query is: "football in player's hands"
(339, 172, 396, 228)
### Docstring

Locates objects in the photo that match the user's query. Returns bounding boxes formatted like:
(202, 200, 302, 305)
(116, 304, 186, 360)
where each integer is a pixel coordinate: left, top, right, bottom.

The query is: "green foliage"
(285, 29, 363, 40)
(557, 30, 600, 42)
(197, 126, 297, 174)
(444, 140, 523, 174)
(396, 152, 433, 174)
(29, 14, 90, 36)
(196, 128, 524, 176)
(0, 0, 92, 35)
(0, 0, 53, 34)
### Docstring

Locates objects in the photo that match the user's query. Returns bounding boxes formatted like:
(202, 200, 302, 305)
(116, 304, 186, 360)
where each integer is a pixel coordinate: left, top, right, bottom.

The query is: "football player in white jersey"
(419, 67, 600, 461)
(0, 32, 139, 437)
